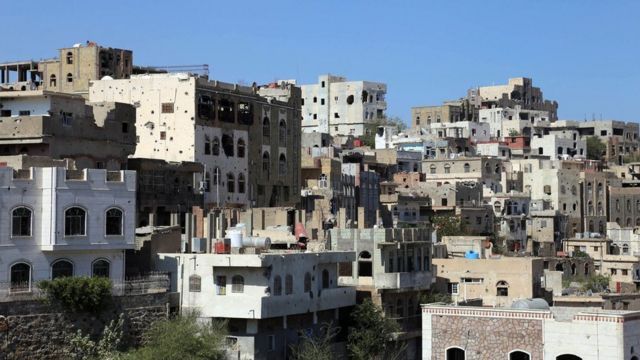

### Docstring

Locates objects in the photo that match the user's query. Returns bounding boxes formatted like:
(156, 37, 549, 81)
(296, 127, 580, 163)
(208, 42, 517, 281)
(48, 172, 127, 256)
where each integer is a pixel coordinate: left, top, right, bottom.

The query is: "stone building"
(90, 74, 301, 209)
(475, 77, 559, 120)
(608, 186, 640, 228)
(581, 164, 617, 234)
(422, 156, 503, 197)
(0, 167, 135, 295)
(422, 303, 640, 360)
(411, 104, 465, 128)
(0, 90, 136, 170)
(300, 74, 386, 137)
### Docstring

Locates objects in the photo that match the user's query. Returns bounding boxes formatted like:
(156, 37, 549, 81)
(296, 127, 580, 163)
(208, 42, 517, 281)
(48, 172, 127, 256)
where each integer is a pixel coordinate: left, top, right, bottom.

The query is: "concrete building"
(156, 250, 356, 360)
(476, 77, 559, 120)
(578, 120, 640, 165)
(0, 90, 136, 170)
(422, 303, 640, 360)
(478, 105, 551, 140)
(422, 156, 503, 197)
(491, 192, 531, 251)
(331, 228, 433, 359)
(0, 167, 135, 295)
(432, 257, 545, 307)
(301, 75, 386, 136)
(90, 74, 301, 209)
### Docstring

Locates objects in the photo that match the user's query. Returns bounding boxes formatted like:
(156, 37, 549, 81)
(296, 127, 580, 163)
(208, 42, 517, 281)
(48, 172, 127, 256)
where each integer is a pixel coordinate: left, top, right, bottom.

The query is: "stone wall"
(429, 313, 543, 359)
(0, 293, 169, 360)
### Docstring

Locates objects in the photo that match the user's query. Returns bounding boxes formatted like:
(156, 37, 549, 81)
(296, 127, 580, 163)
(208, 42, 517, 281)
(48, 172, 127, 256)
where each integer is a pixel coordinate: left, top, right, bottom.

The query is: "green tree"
(38, 276, 112, 313)
(586, 136, 606, 160)
(64, 314, 124, 360)
(122, 312, 227, 360)
(431, 215, 469, 240)
(290, 322, 340, 360)
(419, 291, 452, 304)
(347, 299, 403, 360)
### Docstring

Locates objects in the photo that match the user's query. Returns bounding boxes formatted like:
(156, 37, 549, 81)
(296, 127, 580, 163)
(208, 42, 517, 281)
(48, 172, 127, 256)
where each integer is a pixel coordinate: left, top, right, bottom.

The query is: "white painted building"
(476, 141, 512, 159)
(423, 121, 491, 142)
(301, 75, 386, 136)
(156, 251, 356, 360)
(478, 106, 551, 140)
(0, 167, 135, 295)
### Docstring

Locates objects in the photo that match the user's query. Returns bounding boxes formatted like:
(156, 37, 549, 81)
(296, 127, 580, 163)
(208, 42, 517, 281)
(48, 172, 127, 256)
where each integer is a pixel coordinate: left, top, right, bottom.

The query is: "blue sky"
(5, 1, 639, 124)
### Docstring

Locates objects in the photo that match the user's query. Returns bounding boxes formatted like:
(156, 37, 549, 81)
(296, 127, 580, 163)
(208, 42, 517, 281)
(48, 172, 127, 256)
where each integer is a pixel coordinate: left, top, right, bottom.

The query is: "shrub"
(39, 276, 112, 313)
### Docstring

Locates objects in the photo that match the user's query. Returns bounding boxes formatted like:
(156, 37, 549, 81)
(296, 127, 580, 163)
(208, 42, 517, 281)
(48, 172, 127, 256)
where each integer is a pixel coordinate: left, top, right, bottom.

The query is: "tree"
(419, 291, 452, 304)
(431, 215, 469, 240)
(63, 314, 124, 360)
(122, 312, 227, 360)
(290, 322, 340, 360)
(586, 136, 606, 160)
(347, 299, 403, 360)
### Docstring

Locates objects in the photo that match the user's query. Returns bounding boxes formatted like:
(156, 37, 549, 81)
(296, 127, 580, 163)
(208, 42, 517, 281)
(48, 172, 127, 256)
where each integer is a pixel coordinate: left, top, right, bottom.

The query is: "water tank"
(243, 236, 271, 249)
(227, 229, 243, 248)
(511, 298, 550, 310)
(464, 250, 480, 259)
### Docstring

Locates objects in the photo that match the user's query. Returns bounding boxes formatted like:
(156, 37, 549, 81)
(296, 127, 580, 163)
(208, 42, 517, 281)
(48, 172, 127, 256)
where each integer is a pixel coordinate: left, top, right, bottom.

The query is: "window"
(236, 173, 245, 194)
(222, 134, 234, 156)
(232, 275, 244, 293)
(49, 74, 57, 87)
(161, 103, 174, 113)
(273, 276, 282, 296)
(160, 131, 166, 140)
(263, 117, 270, 140)
(463, 163, 470, 173)
(212, 137, 220, 155)
(237, 102, 253, 125)
(448, 282, 459, 295)
(446, 347, 465, 360)
(267, 335, 276, 351)
(623, 244, 629, 254)
(430, 165, 436, 174)
(279, 120, 287, 145)
(322, 269, 330, 289)
(10, 263, 31, 292)
(304, 272, 312, 293)
(237, 138, 245, 158)
(105, 208, 123, 236)
(197, 94, 214, 120)
(216, 275, 227, 295)
(65, 207, 86, 236)
(51, 259, 74, 279)
(218, 99, 235, 122)
(556, 355, 583, 360)
(285, 274, 293, 295)
(122, 122, 129, 133)
(509, 350, 531, 360)
(92, 259, 110, 278)
(279, 154, 287, 176)
(12, 207, 31, 237)
(497, 280, 509, 296)
(262, 152, 270, 179)
(66, 51, 73, 64)
(189, 275, 201, 292)
(204, 135, 211, 155)
(62, 112, 73, 126)
(66, 73, 73, 83)
(227, 173, 235, 193)
(444, 164, 451, 174)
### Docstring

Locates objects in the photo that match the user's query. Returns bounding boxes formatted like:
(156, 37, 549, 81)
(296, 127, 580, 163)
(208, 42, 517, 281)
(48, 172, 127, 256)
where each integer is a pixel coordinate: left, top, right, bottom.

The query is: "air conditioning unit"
(191, 237, 207, 253)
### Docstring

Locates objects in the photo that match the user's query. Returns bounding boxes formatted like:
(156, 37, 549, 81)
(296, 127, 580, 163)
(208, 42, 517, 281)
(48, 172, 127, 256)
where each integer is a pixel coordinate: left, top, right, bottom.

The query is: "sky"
(4, 0, 639, 124)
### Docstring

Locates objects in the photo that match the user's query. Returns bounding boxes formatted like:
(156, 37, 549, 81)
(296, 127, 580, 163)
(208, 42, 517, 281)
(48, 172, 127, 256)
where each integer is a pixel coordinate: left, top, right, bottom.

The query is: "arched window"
(227, 173, 235, 193)
(105, 208, 123, 236)
(496, 280, 509, 296)
(65, 207, 86, 236)
(232, 275, 244, 293)
(92, 259, 110, 278)
(495, 164, 501, 174)
(237, 174, 245, 194)
(237, 138, 245, 158)
(263, 117, 270, 140)
(304, 272, 312, 293)
(189, 275, 201, 292)
(12, 207, 32, 237)
(509, 350, 531, 360)
(51, 259, 74, 279)
(279, 154, 287, 176)
(628, 199, 632, 211)
(586, 182, 592, 195)
(10, 262, 31, 292)
(66, 73, 73, 83)
(494, 201, 502, 213)
(273, 275, 282, 296)
(587, 201, 593, 216)
(627, 218, 633, 227)
(597, 183, 603, 196)
(444, 164, 451, 174)
(556, 355, 582, 360)
(322, 269, 330, 289)
(66, 51, 73, 64)
(463, 163, 470, 173)
(446, 347, 465, 360)
(212, 136, 220, 156)
(588, 220, 594, 232)
(279, 120, 287, 145)
(262, 152, 270, 179)
(597, 202, 603, 215)
(358, 251, 372, 277)
(560, 185, 566, 194)
(430, 164, 436, 174)
(598, 221, 605, 233)
(49, 74, 57, 87)
(285, 274, 293, 295)
(623, 244, 629, 254)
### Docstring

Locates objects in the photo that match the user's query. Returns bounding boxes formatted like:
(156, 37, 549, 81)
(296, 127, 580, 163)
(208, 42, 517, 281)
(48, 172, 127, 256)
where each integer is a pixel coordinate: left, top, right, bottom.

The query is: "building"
(422, 156, 503, 197)
(578, 120, 640, 165)
(89, 74, 301, 208)
(301, 74, 386, 136)
(0, 167, 135, 295)
(411, 104, 465, 129)
(0, 90, 136, 170)
(156, 250, 356, 360)
(476, 77, 558, 120)
(608, 185, 640, 228)
(432, 257, 545, 307)
(422, 303, 640, 360)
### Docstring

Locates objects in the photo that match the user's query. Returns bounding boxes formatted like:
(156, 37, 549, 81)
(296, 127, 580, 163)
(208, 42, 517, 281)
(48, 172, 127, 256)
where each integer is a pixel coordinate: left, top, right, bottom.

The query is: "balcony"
(374, 271, 432, 290)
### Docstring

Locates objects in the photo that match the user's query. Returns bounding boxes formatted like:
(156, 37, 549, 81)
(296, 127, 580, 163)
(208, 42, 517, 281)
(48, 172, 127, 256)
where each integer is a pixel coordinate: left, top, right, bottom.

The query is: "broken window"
(347, 95, 354, 105)
(238, 102, 253, 125)
(62, 112, 73, 126)
(361, 90, 368, 103)
(237, 138, 245, 158)
(279, 120, 286, 145)
(66, 73, 73, 83)
(198, 95, 215, 121)
(222, 134, 234, 157)
(218, 99, 235, 123)
(227, 173, 235, 193)
(49, 74, 57, 87)
(161, 103, 174, 113)
(212, 137, 220, 155)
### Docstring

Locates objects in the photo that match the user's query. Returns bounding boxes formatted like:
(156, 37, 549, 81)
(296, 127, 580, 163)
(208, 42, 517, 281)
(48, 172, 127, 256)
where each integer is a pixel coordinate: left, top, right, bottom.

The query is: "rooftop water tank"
(511, 298, 550, 310)
(464, 250, 480, 259)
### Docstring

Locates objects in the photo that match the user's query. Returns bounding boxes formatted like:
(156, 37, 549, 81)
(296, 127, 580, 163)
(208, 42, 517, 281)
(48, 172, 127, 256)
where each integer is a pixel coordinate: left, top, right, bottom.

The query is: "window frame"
(11, 206, 32, 237)
(92, 258, 111, 278)
(51, 259, 74, 279)
(64, 206, 87, 237)
(105, 207, 124, 236)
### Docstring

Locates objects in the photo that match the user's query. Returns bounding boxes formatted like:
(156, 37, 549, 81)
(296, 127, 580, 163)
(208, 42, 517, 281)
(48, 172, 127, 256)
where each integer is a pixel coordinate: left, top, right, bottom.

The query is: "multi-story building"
(608, 186, 640, 228)
(156, 250, 356, 360)
(475, 77, 559, 120)
(422, 156, 503, 197)
(411, 104, 465, 128)
(331, 228, 433, 359)
(478, 105, 551, 140)
(578, 120, 640, 165)
(301, 74, 386, 137)
(90, 74, 301, 209)
(0, 167, 135, 295)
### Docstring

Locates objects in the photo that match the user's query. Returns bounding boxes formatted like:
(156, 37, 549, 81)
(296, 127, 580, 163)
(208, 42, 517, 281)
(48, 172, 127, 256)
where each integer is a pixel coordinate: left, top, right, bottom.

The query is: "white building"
(423, 121, 491, 142)
(0, 167, 135, 295)
(530, 133, 586, 159)
(478, 105, 551, 140)
(301, 74, 386, 136)
(156, 250, 356, 360)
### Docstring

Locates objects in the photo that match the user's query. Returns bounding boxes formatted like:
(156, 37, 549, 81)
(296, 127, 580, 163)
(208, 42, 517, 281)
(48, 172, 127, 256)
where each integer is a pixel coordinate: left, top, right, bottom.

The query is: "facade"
(411, 104, 465, 129)
(89, 74, 301, 208)
(422, 304, 640, 360)
(476, 77, 559, 120)
(156, 251, 356, 360)
(0, 167, 135, 295)
(578, 120, 640, 165)
(301, 75, 386, 136)
(422, 156, 503, 197)
(608, 186, 640, 228)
